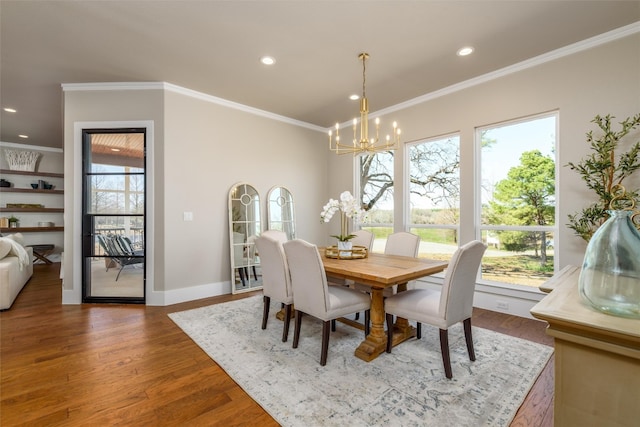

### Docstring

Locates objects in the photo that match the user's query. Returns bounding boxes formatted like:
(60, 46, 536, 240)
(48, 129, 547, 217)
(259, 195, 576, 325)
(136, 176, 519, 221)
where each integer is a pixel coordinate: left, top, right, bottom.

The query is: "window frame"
(474, 111, 559, 289)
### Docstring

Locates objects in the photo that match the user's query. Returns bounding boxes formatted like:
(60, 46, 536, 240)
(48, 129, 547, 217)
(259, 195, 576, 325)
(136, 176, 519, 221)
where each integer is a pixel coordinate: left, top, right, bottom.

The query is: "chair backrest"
(115, 235, 134, 255)
(255, 234, 293, 302)
(351, 229, 374, 251)
(261, 229, 288, 244)
(439, 240, 487, 324)
(283, 239, 329, 318)
(96, 234, 111, 256)
(384, 232, 420, 257)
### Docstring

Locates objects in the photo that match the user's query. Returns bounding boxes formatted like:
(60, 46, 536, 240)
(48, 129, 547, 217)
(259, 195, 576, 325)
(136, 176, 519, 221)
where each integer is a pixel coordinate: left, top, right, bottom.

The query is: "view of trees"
(357, 113, 557, 287)
(485, 150, 555, 264)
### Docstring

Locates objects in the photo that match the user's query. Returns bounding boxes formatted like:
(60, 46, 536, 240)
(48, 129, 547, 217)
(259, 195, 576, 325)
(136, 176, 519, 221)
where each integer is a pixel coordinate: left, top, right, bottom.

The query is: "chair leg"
(364, 310, 370, 336)
(439, 329, 452, 379)
(463, 318, 476, 361)
(252, 266, 258, 280)
(386, 313, 394, 353)
(115, 265, 125, 281)
(238, 268, 246, 286)
(261, 296, 270, 330)
(282, 304, 292, 342)
(331, 319, 336, 332)
(354, 312, 360, 320)
(321, 320, 330, 366)
(417, 322, 422, 339)
(292, 311, 303, 349)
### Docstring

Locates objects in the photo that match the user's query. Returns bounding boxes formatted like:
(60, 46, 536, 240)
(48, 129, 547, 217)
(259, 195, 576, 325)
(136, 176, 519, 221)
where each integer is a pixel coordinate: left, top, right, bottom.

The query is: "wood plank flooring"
(1, 263, 554, 426)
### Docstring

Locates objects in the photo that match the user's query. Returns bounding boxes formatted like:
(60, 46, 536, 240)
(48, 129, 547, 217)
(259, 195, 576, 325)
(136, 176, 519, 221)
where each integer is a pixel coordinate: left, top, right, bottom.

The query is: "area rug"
(169, 296, 552, 427)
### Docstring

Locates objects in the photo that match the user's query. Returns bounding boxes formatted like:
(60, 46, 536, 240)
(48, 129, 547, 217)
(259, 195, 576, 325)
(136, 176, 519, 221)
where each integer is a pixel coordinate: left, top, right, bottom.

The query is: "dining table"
(321, 249, 448, 362)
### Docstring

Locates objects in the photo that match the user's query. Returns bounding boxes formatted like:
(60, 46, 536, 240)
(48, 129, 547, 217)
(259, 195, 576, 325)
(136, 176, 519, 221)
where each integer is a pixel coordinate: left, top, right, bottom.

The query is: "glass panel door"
(82, 129, 146, 303)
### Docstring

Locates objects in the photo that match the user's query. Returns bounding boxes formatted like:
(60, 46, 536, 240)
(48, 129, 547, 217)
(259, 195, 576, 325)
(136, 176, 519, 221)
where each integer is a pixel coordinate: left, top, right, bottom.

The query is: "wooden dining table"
(321, 250, 448, 362)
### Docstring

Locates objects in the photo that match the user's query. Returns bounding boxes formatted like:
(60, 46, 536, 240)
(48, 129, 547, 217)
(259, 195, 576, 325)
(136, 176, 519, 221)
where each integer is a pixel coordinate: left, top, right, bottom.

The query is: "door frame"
(81, 127, 146, 303)
(64, 120, 155, 305)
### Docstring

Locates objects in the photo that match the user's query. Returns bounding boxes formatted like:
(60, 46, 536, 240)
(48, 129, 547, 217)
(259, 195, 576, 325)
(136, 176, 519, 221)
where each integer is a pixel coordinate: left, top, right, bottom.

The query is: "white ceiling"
(1, 1, 639, 149)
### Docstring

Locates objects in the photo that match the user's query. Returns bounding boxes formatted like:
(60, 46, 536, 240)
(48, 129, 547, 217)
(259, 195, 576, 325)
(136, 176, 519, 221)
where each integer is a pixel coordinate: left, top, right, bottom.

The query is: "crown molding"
(373, 21, 640, 120)
(61, 82, 325, 133)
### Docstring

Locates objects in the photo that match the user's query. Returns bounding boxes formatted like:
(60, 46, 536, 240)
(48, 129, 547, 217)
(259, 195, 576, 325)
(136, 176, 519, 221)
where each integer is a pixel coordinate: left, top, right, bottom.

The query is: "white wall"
(327, 32, 640, 318)
(62, 84, 329, 305)
(161, 88, 327, 303)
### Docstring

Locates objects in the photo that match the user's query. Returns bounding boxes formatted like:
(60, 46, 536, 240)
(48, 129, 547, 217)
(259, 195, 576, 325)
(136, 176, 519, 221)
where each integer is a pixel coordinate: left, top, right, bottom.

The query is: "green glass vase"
(578, 210, 640, 319)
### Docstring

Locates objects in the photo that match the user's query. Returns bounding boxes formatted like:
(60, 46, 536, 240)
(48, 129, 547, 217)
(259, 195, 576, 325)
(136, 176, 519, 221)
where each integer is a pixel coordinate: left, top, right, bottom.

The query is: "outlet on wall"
(496, 300, 509, 311)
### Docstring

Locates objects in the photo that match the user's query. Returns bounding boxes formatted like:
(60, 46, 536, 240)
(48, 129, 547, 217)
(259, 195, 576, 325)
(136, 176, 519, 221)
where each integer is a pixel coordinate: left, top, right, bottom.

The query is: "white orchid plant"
(320, 191, 367, 242)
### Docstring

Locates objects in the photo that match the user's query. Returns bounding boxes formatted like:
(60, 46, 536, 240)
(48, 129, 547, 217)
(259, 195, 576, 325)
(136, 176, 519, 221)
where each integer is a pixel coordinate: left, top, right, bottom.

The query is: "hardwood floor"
(1, 264, 554, 426)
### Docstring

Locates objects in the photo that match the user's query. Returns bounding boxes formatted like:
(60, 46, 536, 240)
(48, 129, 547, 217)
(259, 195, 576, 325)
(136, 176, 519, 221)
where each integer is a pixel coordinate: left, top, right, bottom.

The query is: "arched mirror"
(267, 186, 296, 240)
(229, 183, 262, 293)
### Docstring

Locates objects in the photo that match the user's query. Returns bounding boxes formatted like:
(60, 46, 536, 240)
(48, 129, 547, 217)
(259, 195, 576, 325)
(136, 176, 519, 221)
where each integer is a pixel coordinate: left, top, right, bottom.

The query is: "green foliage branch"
(566, 114, 640, 242)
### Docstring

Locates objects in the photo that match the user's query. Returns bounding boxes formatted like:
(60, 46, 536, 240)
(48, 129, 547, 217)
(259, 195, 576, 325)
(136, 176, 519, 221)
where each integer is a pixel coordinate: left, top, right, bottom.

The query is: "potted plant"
(566, 113, 640, 242)
(320, 191, 367, 249)
(8, 215, 19, 228)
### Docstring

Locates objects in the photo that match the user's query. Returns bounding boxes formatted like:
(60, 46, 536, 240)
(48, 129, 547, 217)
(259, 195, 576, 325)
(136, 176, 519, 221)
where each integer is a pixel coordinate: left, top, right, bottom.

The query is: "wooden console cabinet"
(531, 266, 640, 427)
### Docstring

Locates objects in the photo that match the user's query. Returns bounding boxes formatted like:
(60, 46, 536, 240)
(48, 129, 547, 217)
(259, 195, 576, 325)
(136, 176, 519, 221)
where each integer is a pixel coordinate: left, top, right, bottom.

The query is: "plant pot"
(337, 240, 352, 257)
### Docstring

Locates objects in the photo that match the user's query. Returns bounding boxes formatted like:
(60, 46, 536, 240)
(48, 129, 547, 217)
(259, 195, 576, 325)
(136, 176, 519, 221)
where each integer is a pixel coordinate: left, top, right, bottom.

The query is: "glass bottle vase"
(578, 210, 640, 319)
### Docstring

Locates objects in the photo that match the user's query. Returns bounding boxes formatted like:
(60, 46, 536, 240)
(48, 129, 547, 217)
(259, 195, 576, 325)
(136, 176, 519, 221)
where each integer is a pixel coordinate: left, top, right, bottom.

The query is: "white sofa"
(0, 235, 33, 310)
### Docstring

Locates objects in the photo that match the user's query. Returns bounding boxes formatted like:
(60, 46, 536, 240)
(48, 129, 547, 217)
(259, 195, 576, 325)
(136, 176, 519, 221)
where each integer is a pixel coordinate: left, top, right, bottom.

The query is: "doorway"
(81, 129, 146, 303)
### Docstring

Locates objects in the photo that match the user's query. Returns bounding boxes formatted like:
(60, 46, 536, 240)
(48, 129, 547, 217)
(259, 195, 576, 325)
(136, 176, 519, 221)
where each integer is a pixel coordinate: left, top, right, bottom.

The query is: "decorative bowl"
(31, 183, 39, 189)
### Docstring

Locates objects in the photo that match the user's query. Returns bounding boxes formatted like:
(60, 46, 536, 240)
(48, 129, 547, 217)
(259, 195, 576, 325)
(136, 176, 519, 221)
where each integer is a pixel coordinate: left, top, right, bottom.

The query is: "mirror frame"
(228, 182, 262, 294)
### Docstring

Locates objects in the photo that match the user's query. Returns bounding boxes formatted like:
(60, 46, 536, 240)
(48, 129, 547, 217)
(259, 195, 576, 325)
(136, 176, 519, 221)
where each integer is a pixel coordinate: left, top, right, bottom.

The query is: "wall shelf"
(0, 207, 64, 213)
(0, 169, 63, 178)
(1, 168, 64, 234)
(0, 226, 64, 233)
(0, 187, 64, 194)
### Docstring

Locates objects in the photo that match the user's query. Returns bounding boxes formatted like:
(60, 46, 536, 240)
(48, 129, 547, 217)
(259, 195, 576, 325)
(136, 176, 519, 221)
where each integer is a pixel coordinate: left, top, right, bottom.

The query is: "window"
(358, 151, 394, 252)
(477, 113, 557, 287)
(406, 134, 460, 259)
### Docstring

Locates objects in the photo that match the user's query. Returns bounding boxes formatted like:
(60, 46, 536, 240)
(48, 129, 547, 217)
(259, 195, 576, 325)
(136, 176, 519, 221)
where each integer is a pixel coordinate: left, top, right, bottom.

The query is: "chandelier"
(328, 53, 401, 155)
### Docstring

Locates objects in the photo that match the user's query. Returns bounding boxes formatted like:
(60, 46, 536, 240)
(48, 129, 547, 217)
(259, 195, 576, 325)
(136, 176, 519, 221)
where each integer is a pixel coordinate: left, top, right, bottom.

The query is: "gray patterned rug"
(169, 296, 552, 427)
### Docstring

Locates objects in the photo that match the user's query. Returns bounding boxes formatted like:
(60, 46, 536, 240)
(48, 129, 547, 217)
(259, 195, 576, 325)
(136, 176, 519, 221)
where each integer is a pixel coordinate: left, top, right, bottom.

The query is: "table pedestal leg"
(275, 305, 295, 321)
(354, 287, 387, 362)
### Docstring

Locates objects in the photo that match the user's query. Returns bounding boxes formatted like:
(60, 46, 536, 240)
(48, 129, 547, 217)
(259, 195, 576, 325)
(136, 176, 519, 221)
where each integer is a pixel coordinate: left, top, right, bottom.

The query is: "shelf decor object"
(324, 245, 368, 260)
(578, 185, 640, 319)
(3, 149, 40, 172)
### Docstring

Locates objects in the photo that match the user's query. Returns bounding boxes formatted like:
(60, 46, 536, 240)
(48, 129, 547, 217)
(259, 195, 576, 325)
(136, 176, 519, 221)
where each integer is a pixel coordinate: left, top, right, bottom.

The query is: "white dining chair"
(255, 232, 293, 342)
(351, 229, 374, 251)
(384, 240, 487, 379)
(283, 239, 371, 366)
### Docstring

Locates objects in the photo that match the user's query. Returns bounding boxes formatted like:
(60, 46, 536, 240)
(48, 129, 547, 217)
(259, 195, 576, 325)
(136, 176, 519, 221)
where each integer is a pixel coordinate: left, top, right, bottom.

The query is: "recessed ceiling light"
(260, 56, 276, 65)
(457, 46, 474, 56)
(4, 107, 17, 113)
(349, 94, 360, 101)
(111, 148, 121, 152)
(18, 134, 29, 139)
